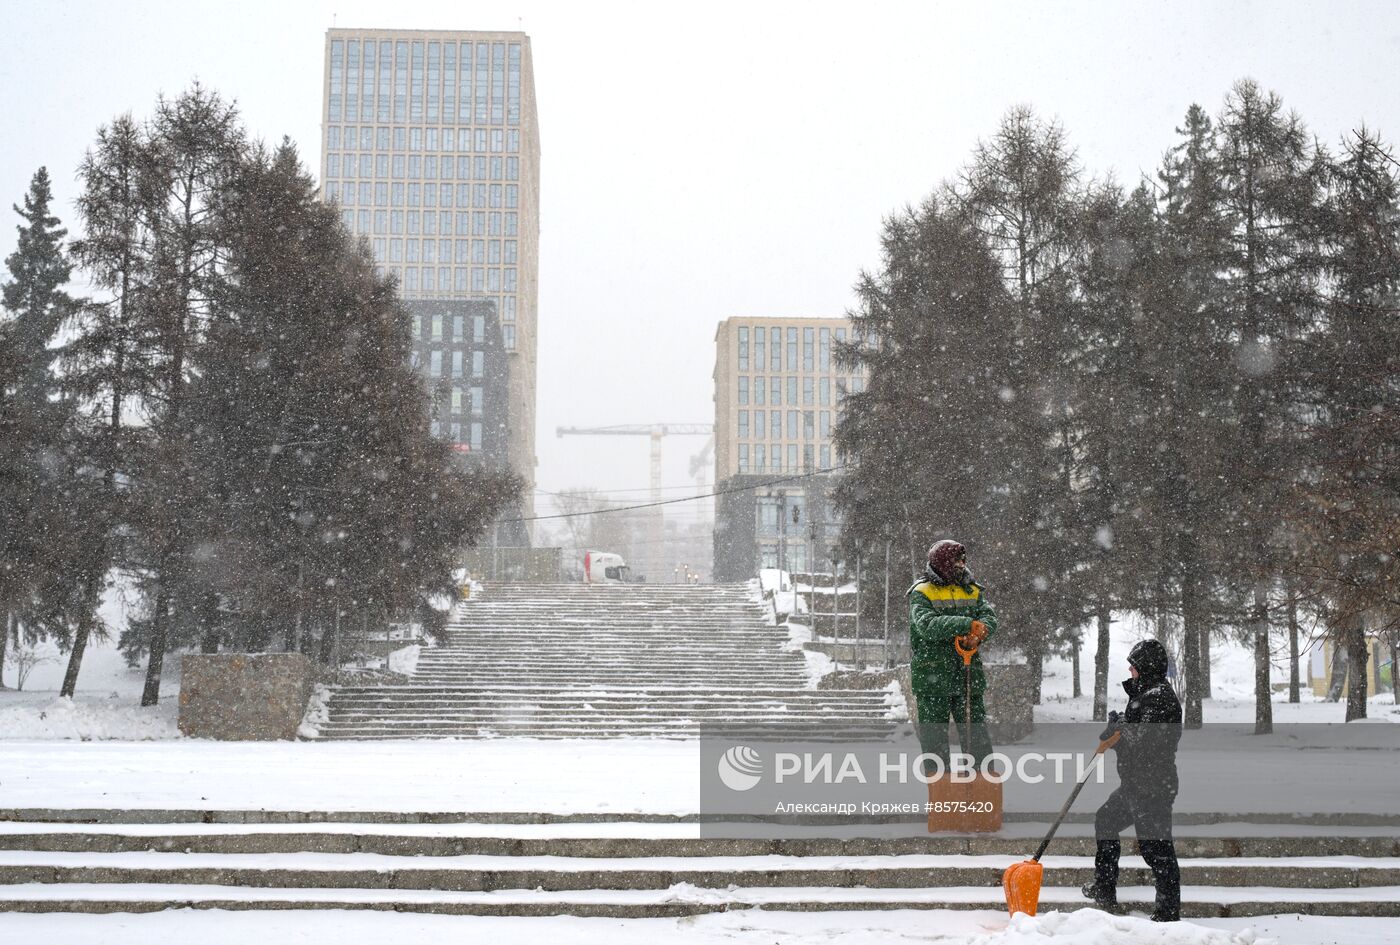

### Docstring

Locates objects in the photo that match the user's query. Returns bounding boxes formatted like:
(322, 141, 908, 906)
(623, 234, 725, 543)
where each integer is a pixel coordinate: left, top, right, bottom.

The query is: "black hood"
(1127, 639, 1169, 681)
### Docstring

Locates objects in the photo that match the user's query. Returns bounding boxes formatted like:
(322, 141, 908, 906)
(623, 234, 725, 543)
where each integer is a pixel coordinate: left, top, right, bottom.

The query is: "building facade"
(406, 298, 509, 462)
(319, 29, 540, 515)
(711, 317, 867, 580)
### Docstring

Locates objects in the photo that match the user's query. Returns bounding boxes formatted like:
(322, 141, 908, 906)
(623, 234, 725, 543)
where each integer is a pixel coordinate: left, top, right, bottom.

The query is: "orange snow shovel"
(1001, 728, 1121, 916)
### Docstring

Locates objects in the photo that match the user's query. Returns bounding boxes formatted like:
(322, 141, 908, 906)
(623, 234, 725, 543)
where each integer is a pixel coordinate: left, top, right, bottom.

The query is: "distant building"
(406, 298, 509, 463)
(711, 317, 867, 580)
(319, 28, 541, 519)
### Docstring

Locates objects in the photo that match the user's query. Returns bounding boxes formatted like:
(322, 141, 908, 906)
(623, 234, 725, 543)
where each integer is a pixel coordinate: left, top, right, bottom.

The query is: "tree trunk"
(1344, 618, 1368, 722)
(1026, 634, 1045, 705)
(1200, 626, 1213, 699)
(1252, 583, 1273, 735)
(1286, 580, 1300, 704)
(60, 604, 93, 699)
(1071, 633, 1082, 699)
(141, 581, 171, 707)
(1180, 568, 1203, 729)
(1391, 633, 1399, 702)
(198, 592, 220, 654)
(1092, 605, 1111, 722)
(0, 610, 11, 689)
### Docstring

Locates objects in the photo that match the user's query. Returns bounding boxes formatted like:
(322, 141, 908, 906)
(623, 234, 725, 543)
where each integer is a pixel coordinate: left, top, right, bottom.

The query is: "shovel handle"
(954, 636, 976, 665)
(1030, 732, 1119, 862)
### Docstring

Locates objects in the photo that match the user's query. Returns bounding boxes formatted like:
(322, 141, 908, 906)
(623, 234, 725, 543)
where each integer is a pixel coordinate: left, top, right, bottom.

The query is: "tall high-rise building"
(711, 316, 867, 580)
(319, 28, 540, 521)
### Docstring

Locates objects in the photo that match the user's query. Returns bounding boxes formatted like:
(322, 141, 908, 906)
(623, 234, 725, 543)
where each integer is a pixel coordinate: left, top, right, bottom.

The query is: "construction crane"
(556, 424, 713, 506)
(555, 424, 713, 583)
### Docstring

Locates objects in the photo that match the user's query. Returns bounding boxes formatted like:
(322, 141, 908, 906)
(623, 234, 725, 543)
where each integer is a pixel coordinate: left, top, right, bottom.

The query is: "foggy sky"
(2, 0, 1398, 539)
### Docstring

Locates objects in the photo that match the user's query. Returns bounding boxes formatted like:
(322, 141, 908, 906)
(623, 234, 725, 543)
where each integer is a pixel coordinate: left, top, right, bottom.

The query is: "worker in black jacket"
(1082, 639, 1183, 922)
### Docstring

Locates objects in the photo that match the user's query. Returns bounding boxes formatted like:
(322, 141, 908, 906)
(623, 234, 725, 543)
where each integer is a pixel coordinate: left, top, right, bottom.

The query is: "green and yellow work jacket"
(908, 578, 999, 695)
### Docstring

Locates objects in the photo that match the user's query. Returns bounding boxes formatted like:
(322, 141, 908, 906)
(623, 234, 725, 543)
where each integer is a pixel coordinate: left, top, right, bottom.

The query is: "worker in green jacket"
(909, 539, 998, 770)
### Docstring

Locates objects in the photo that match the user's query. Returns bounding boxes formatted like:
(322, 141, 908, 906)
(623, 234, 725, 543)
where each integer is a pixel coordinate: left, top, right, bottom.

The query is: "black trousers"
(1094, 786, 1180, 917)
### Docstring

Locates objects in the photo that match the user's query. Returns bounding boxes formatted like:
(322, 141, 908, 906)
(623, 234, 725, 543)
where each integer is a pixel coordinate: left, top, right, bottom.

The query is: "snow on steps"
(0, 813, 1397, 918)
(0, 881, 1396, 918)
(306, 583, 898, 740)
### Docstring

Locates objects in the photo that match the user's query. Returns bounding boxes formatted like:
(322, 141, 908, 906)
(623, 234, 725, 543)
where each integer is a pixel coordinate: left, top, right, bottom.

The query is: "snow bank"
(298, 684, 333, 739)
(884, 680, 909, 721)
(0, 906, 1293, 945)
(990, 910, 1273, 944)
(0, 693, 178, 741)
(758, 569, 790, 594)
(388, 644, 422, 676)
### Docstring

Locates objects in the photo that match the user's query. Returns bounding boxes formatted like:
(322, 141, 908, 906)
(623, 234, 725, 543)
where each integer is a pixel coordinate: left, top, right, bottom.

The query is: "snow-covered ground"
(1037, 614, 1399, 725)
(0, 580, 182, 740)
(2, 732, 1394, 815)
(0, 906, 1394, 945)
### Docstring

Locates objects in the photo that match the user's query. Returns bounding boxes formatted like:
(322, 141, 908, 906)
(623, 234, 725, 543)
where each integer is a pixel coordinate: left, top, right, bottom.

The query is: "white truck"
(582, 550, 630, 584)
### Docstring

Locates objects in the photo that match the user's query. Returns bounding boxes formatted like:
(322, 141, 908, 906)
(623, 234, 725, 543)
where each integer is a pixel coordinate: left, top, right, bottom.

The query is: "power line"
(507, 463, 849, 523)
(533, 482, 719, 497)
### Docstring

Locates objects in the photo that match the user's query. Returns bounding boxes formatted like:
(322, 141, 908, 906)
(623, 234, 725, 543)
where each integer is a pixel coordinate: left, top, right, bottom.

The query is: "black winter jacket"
(1113, 673, 1183, 795)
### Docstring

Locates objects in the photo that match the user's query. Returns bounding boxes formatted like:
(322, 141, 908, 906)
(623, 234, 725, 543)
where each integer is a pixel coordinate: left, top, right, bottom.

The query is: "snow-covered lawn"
(1037, 614, 1398, 725)
(1, 733, 1394, 816)
(2, 907, 1394, 945)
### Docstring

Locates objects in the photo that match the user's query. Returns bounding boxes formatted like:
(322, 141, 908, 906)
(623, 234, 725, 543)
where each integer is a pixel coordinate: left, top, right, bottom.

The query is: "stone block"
(178, 653, 316, 740)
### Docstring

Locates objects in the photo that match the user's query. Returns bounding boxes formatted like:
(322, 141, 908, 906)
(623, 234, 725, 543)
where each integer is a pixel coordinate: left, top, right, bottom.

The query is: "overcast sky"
(3, 0, 1399, 537)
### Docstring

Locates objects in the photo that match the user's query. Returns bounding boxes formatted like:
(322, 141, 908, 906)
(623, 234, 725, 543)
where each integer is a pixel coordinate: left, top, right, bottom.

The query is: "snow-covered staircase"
(0, 810, 1397, 917)
(308, 583, 900, 739)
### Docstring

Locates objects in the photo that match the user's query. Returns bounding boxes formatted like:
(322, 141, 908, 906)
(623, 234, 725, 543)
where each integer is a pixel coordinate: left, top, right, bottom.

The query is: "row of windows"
(386, 263, 516, 295)
(443, 384, 485, 417)
(419, 314, 487, 343)
(340, 209, 518, 237)
(736, 409, 833, 441)
(327, 153, 519, 181)
(429, 419, 485, 449)
(737, 375, 863, 407)
(755, 496, 842, 537)
(758, 542, 807, 571)
(375, 271, 520, 347)
(326, 181, 520, 210)
(738, 443, 833, 475)
(356, 235, 516, 265)
(411, 348, 486, 379)
(328, 40, 522, 126)
(328, 125, 520, 155)
(738, 325, 871, 373)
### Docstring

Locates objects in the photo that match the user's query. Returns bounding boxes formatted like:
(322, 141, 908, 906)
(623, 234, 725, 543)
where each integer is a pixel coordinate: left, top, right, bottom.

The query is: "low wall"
(178, 653, 317, 740)
(816, 661, 1034, 746)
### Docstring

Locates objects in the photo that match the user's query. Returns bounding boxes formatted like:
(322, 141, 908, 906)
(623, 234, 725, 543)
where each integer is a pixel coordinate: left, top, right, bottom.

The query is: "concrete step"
(804, 640, 911, 662)
(2, 850, 1397, 891)
(327, 686, 843, 695)
(306, 727, 897, 740)
(0, 881, 1396, 917)
(321, 709, 889, 721)
(325, 697, 889, 706)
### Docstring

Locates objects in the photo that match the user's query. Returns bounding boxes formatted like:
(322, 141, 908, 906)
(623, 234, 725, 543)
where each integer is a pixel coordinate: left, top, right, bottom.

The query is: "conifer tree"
(0, 168, 102, 685)
(946, 107, 1093, 700)
(1215, 80, 1325, 734)
(1292, 128, 1400, 720)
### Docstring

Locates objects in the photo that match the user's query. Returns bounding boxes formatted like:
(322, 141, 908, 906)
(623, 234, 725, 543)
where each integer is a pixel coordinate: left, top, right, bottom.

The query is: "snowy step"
(323, 706, 890, 717)
(305, 729, 898, 741)
(311, 582, 860, 740)
(4, 820, 1397, 859)
(1, 850, 1397, 891)
(0, 881, 1397, 917)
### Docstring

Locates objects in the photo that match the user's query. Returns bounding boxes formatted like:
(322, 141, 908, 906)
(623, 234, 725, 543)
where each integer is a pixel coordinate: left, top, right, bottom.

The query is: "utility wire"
(506, 463, 850, 523)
